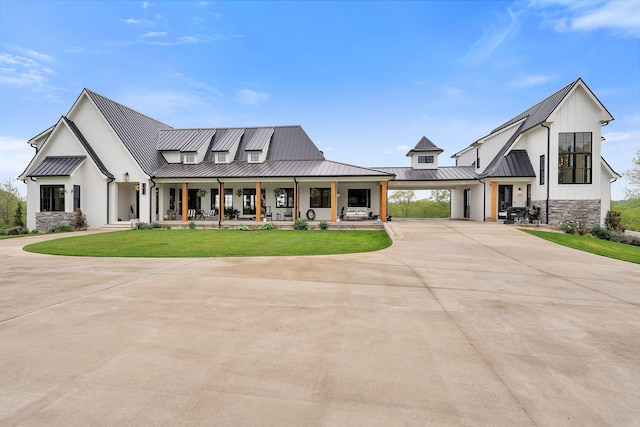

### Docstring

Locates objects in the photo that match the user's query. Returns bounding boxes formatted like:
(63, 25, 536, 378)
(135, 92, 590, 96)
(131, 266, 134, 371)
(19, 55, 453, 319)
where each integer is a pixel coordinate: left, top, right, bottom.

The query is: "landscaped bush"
(236, 223, 251, 231)
(188, 221, 196, 230)
(293, 219, 308, 230)
(72, 208, 87, 230)
(319, 221, 329, 230)
(152, 222, 163, 229)
(605, 210, 625, 233)
(48, 222, 72, 233)
(561, 220, 587, 235)
(0, 229, 7, 236)
(136, 222, 154, 230)
(260, 222, 276, 230)
(590, 226, 614, 241)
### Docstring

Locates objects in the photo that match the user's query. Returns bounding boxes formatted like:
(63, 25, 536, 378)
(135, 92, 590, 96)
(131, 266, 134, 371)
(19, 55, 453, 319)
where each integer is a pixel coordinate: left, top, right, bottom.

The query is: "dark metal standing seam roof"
(374, 166, 477, 181)
(157, 129, 216, 152)
(85, 89, 173, 175)
(212, 128, 244, 151)
(28, 156, 86, 177)
(406, 136, 444, 155)
(152, 160, 394, 179)
(245, 127, 274, 151)
(488, 150, 536, 177)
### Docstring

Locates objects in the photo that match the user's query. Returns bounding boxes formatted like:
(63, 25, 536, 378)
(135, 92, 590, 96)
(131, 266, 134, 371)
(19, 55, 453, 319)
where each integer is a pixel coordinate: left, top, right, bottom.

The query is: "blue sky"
(1, 0, 638, 199)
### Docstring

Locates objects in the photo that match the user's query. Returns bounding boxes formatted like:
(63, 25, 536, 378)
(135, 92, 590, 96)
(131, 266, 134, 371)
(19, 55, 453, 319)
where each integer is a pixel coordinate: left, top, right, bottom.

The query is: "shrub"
(152, 222, 163, 229)
(136, 222, 154, 230)
(319, 221, 329, 230)
(293, 219, 308, 230)
(48, 222, 72, 233)
(236, 223, 251, 231)
(561, 220, 587, 236)
(72, 208, 88, 230)
(590, 226, 614, 241)
(7, 226, 29, 235)
(0, 228, 7, 236)
(165, 225, 171, 230)
(13, 203, 25, 227)
(188, 221, 196, 230)
(605, 210, 625, 233)
(260, 222, 276, 230)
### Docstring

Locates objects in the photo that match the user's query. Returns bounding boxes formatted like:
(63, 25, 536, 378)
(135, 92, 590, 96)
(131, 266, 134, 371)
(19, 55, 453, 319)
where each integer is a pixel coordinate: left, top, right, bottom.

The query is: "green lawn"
(521, 229, 640, 264)
(23, 229, 392, 257)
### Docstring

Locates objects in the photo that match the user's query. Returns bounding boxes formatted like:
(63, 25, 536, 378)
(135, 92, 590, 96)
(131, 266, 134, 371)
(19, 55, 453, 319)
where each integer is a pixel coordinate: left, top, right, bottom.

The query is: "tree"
(388, 190, 415, 217)
(0, 179, 25, 228)
(13, 202, 25, 227)
(624, 150, 640, 201)
(430, 190, 450, 203)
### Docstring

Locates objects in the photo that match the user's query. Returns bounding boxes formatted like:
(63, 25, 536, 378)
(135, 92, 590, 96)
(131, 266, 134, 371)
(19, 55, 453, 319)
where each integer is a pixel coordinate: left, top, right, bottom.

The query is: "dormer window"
(184, 153, 195, 164)
(217, 153, 227, 163)
(249, 152, 260, 162)
(418, 155, 434, 164)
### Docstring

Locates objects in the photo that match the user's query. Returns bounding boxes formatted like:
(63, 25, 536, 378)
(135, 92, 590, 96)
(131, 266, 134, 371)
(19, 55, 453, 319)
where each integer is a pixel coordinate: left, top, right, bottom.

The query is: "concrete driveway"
(1, 221, 638, 426)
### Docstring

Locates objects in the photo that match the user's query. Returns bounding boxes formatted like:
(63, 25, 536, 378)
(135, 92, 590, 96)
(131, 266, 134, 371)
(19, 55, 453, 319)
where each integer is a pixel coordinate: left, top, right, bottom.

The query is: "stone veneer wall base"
(531, 199, 601, 229)
(36, 212, 76, 231)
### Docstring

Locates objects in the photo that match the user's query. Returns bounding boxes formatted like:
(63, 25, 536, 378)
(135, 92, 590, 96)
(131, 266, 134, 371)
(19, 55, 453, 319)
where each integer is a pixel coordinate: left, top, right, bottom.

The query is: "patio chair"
(283, 208, 293, 221)
(166, 209, 176, 220)
(187, 209, 196, 219)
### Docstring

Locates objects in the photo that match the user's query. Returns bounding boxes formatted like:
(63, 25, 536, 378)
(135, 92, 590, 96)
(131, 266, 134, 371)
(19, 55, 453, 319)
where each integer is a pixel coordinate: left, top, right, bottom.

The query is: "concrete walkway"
(0, 222, 638, 426)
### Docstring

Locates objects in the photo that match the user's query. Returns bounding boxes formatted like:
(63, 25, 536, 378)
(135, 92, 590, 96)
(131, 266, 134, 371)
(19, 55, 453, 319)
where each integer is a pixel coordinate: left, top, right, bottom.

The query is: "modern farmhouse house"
(19, 78, 619, 230)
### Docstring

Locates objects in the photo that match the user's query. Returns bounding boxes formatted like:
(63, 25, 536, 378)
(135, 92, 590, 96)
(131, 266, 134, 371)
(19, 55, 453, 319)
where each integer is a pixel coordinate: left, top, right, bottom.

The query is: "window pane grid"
(557, 132, 592, 184)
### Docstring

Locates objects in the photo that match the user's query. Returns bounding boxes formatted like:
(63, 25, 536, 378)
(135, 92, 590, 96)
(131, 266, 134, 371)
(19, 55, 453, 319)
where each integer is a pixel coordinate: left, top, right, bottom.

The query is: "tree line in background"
(0, 179, 26, 229)
(612, 150, 640, 232)
(387, 190, 450, 219)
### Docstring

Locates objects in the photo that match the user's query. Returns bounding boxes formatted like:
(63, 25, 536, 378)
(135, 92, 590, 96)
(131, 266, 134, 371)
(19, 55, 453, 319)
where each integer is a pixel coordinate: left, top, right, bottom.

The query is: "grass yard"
(521, 229, 640, 264)
(23, 229, 392, 257)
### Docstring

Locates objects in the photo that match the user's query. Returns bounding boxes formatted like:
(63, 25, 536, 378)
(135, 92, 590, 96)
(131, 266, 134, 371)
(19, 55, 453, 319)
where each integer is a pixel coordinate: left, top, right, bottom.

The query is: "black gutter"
(541, 123, 551, 224)
(149, 178, 156, 223)
(217, 178, 223, 228)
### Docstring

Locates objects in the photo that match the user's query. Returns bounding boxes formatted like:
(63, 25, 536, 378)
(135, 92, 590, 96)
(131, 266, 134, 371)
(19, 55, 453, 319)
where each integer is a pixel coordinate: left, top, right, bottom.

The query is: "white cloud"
(235, 89, 269, 106)
(0, 50, 57, 88)
(141, 1, 153, 8)
(509, 73, 553, 88)
(529, 0, 640, 38)
(444, 86, 464, 96)
(120, 18, 140, 24)
(461, 7, 521, 65)
(603, 131, 631, 142)
(0, 136, 34, 177)
(141, 31, 167, 38)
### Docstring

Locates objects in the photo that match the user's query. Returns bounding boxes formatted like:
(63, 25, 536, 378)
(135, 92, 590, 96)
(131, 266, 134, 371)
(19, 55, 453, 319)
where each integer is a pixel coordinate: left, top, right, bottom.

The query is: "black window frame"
(275, 188, 294, 208)
(476, 148, 480, 169)
(417, 155, 434, 164)
(310, 187, 331, 208)
(40, 185, 65, 212)
(347, 189, 371, 208)
(73, 185, 80, 211)
(558, 132, 592, 184)
(539, 154, 545, 185)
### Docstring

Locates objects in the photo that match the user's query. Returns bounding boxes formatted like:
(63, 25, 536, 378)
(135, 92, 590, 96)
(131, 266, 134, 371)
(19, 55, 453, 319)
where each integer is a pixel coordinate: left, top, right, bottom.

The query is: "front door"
(463, 188, 471, 219)
(498, 185, 513, 219)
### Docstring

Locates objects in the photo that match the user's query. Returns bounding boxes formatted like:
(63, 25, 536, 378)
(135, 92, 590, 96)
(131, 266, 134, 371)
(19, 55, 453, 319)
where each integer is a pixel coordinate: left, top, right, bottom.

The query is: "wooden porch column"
(490, 181, 498, 222)
(219, 181, 225, 223)
(182, 182, 188, 222)
(255, 181, 262, 222)
(294, 181, 299, 221)
(380, 181, 388, 222)
(330, 181, 337, 222)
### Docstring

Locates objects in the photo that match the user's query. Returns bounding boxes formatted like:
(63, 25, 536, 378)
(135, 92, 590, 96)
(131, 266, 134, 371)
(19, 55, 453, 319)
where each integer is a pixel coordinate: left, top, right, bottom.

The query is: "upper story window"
(249, 152, 260, 162)
(558, 132, 592, 184)
(41, 185, 64, 212)
(540, 155, 545, 185)
(184, 153, 195, 163)
(476, 148, 480, 169)
(217, 153, 227, 163)
(418, 155, 434, 164)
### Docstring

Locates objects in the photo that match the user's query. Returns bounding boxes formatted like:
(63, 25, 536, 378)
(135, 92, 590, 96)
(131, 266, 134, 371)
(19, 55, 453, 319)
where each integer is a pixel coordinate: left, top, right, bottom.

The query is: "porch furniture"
(276, 213, 282, 221)
(204, 209, 217, 220)
(187, 209, 196, 219)
(262, 206, 273, 221)
(345, 209, 368, 220)
(506, 207, 526, 224)
(283, 208, 293, 221)
(167, 209, 176, 220)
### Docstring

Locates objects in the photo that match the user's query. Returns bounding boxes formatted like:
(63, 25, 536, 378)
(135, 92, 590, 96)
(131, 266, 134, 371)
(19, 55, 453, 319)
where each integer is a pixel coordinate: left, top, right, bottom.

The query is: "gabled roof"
(375, 166, 476, 181)
(245, 127, 274, 151)
(27, 156, 86, 177)
(152, 159, 393, 179)
(84, 89, 173, 174)
(64, 117, 114, 178)
(479, 78, 613, 178)
(157, 128, 216, 152)
(406, 136, 444, 156)
(212, 128, 244, 151)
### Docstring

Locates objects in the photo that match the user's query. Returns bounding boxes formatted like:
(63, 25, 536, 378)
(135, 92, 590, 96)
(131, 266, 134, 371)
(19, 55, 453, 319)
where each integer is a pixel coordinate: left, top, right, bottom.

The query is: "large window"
(558, 132, 592, 184)
(40, 185, 64, 212)
(540, 155, 545, 185)
(310, 188, 331, 208)
(275, 188, 294, 208)
(348, 189, 371, 208)
(73, 185, 80, 211)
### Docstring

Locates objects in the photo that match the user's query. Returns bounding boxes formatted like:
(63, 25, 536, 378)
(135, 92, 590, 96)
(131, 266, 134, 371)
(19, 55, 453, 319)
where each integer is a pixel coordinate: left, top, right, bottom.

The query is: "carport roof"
(375, 166, 477, 181)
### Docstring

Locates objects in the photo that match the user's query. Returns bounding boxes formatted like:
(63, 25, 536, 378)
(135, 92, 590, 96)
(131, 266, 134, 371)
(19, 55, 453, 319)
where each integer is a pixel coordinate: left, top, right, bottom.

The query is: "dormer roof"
(406, 136, 444, 156)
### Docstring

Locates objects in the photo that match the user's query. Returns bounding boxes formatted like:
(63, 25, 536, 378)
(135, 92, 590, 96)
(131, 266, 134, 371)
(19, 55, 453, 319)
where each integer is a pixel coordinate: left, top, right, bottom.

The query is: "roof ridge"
(84, 88, 174, 129)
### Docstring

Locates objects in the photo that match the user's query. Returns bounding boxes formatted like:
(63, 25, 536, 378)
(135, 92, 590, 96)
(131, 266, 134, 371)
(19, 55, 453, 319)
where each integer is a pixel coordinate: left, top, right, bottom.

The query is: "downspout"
(293, 177, 298, 221)
(149, 178, 156, 223)
(541, 123, 551, 225)
(106, 177, 115, 224)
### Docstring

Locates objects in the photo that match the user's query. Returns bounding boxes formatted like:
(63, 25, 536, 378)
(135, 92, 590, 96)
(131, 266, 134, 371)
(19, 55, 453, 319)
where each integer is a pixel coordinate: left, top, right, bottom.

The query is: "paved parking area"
(1, 221, 639, 426)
